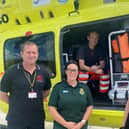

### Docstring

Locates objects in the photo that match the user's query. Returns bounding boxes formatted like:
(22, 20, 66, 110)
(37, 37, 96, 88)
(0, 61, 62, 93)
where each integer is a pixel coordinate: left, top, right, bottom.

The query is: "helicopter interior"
(61, 15, 129, 109)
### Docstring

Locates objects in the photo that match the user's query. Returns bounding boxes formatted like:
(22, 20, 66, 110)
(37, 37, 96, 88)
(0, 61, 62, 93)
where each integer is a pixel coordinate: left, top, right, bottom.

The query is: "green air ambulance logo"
(79, 88, 85, 95)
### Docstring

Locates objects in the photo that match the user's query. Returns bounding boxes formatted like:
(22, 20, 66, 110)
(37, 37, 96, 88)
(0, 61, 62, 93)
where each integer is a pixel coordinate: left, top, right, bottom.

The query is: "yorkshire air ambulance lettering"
(0, 14, 9, 24)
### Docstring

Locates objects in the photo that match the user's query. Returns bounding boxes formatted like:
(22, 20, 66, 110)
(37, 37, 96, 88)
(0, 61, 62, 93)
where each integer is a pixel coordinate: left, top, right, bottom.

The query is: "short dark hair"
(21, 41, 38, 52)
(64, 60, 79, 70)
(87, 31, 99, 37)
(64, 60, 79, 80)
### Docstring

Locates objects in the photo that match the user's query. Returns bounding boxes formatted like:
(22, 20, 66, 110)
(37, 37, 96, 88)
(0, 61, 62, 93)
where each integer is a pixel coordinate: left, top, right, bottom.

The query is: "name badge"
(28, 92, 37, 99)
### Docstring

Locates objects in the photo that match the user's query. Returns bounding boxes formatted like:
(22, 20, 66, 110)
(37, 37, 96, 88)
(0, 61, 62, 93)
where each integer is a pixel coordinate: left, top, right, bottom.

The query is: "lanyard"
(24, 71, 37, 92)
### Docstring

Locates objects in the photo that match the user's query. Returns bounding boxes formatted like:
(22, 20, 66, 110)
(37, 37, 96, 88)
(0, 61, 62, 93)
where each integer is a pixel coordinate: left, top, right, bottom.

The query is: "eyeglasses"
(66, 69, 78, 73)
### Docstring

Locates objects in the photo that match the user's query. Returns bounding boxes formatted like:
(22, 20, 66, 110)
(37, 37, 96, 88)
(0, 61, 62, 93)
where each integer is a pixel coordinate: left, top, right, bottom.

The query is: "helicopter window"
(33, 0, 51, 7)
(104, 0, 116, 3)
(4, 32, 56, 78)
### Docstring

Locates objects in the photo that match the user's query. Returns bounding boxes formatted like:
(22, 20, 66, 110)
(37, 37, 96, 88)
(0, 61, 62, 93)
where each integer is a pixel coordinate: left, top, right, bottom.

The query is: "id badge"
(28, 92, 37, 99)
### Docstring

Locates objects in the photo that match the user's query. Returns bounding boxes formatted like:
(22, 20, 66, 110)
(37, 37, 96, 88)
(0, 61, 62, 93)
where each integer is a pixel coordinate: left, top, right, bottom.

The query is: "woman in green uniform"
(48, 60, 93, 129)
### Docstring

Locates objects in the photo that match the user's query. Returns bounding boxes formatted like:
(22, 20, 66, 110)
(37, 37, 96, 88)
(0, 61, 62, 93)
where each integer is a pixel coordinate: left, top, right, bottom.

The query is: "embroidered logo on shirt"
(79, 88, 85, 95)
(90, 52, 94, 56)
(36, 75, 43, 82)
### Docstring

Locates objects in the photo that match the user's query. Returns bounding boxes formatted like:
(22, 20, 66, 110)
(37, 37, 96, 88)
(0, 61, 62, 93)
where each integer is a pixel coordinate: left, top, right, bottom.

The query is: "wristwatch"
(81, 119, 86, 124)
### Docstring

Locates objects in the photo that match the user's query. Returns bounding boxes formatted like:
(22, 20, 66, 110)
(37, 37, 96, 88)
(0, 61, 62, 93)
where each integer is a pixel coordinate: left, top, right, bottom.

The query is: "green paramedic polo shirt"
(48, 80, 93, 129)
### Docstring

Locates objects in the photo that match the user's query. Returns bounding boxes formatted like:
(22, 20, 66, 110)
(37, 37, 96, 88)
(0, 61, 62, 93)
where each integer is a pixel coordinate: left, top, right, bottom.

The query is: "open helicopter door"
(108, 30, 129, 105)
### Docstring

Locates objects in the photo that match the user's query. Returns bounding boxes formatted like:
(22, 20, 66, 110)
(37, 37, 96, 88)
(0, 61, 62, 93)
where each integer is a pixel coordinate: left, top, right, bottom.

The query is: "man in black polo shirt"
(77, 31, 105, 74)
(0, 41, 51, 129)
(77, 31, 109, 93)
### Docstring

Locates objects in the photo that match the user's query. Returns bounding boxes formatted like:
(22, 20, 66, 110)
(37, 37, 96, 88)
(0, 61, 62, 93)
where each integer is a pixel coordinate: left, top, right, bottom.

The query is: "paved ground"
(0, 111, 7, 125)
(0, 111, 118, 129)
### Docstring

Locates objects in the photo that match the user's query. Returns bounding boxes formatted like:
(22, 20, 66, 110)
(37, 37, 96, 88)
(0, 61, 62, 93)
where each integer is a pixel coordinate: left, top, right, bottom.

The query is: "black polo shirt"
(77, 44, 104, 66)
(48, 81, 93, 129)
(0, 64, 51, 126)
